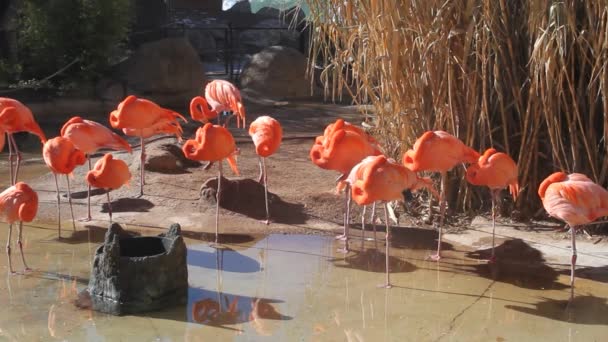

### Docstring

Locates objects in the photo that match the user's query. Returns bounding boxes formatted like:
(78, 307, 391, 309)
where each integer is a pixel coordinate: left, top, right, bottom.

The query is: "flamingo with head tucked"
(249, 116, 283, 224)
(109, 95, 186, 196)
(182, 123, 240, 245)
(466, 148, 519, 262)
(0, 182, 38, 274)
(538, 172, 608, 303)
(86, 153, 132, 222)
(42, 137, 87, 237)
(204, 80, 246, 129)
(310, 119, 382, 250)
(0, 97, 47, 185)
(61, 116, 132, 220)
(349, 155, 438, 288)
(190, 96, 219, 125)
(402, 130, 479, 260)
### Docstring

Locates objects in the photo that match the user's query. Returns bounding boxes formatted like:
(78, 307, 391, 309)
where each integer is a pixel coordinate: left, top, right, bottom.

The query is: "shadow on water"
(330, 248, 417, 273)
(187, 246, 261, 273)
(60, 225, 140, 244)
(67, 188, 107, 200)
(389, 225, 455, 252)
(200, 177, 307, 224)
(101, 198, 155, 213)
(466, 239, 568, 290)
(506, 296, 608, 324)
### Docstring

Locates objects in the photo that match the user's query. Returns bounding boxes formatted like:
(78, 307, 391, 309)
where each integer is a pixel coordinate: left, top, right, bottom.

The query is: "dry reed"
(305, 0, 608, 219)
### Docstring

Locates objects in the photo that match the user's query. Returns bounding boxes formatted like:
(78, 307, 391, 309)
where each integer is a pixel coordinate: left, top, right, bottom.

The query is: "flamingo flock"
(0, 76, 607, 304)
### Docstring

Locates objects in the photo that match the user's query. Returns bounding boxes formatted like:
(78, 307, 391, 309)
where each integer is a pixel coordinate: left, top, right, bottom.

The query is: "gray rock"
(240, 45, 317, 99)
(144, 142, 201, 173)
(83, 223, 188, 315)
(185, 29, 217, 59)
(117, 37, 206, 107)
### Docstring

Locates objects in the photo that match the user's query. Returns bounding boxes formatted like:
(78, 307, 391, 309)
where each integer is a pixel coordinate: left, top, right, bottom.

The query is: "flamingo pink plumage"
(109, 95, 186, 196)
(310, 119, 383, 250)
(0, 182, 38, 273)
(204, 80, 246, 129)
(348, 155, 438, 288)
(0, 97, 47, 185)
(42, 137, 87, 237)
(249, 116, 283, 224)
(182, 123, 240, 245)
(466, 148, 519, 262)
(538, 171, 608, 302)
(402, 130, 479, 260)
(61, 116, 133, 220)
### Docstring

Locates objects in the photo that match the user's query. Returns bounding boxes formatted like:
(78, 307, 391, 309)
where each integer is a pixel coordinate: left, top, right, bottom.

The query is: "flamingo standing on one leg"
(0, 182, 38, 274)
(204, 80, 246, 129)
(85, 154, 132, 222)
(109, 95, 186, 197)
(466, 148, 519, 262)
(0, 98, 47, 185)
(60, 116, 132, 221)
(349, 155, 438, 288)
(249, 116, 283, 224)
(182, 123, 240, 245)
(42, 137, 87, 237)
(310, 119, 382, 251)
(402, 130, 479, 260)
(538, 172, 608, 303)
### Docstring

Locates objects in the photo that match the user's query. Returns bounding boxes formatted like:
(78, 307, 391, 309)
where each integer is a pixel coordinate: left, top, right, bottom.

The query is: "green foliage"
(17, 0, 131, 82)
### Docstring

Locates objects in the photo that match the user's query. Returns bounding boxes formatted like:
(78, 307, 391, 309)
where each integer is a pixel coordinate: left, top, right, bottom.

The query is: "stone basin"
(82, 223, 188, 316)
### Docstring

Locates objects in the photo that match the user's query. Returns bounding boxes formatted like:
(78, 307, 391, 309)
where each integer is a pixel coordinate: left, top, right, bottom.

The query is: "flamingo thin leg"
(6, 223, 14, 274)
(262, 157, 270, 225)
(53, 174, 61, 238)
(215, 160, 223, 245)
(431, 172, 447, 261)
(9, 134, 21, 185)
(361, 205, 366, 249)
(257, 156, 264, 184)
(106, 191, 113, 222)
(490, 190, 498, 263)
(140, 136, 145, 196)
(381, 202, 392, 289)
(17, 221, 30, 271)
(570, 225, 577, 303)
(7, 133, 14, 185)
(65, 175, 76, 231)
(86, 155, 92, 221)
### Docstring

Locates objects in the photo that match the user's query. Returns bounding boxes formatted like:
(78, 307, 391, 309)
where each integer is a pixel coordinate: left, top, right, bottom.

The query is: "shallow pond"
(0, 223, 607, 342)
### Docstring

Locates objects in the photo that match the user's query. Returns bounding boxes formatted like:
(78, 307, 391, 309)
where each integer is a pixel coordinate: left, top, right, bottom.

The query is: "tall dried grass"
(305, 0, 608, 218)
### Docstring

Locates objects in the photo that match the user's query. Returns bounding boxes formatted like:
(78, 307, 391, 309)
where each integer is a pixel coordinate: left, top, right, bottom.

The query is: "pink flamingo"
(538, 171, 608, 302)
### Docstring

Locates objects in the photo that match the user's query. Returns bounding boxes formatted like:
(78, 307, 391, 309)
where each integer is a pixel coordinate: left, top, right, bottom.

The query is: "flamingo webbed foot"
(335, 234, 347, 241)
(426, 253, 442, 261)
(377, 283, 393, 289)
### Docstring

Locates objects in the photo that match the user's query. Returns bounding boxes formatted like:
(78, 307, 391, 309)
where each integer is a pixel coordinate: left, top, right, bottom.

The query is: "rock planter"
(84, 223, 188, 315)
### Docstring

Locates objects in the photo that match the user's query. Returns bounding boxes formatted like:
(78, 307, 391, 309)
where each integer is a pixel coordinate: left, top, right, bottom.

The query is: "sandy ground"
(12, 96, 607, 277)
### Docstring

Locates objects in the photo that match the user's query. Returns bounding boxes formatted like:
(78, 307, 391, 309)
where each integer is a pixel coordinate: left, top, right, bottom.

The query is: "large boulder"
(112, 38, 205, 107)
(240, 45, 317, 99)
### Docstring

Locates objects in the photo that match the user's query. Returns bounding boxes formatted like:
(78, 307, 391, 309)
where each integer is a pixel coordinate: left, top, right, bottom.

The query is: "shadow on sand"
(200, 177, 307, 225)
(101, 198, 155, 213)
(466, 239, 568, 290)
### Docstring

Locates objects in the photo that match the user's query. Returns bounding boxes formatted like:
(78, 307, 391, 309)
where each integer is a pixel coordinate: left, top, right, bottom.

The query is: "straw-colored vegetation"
(305, 0, 608, 218)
